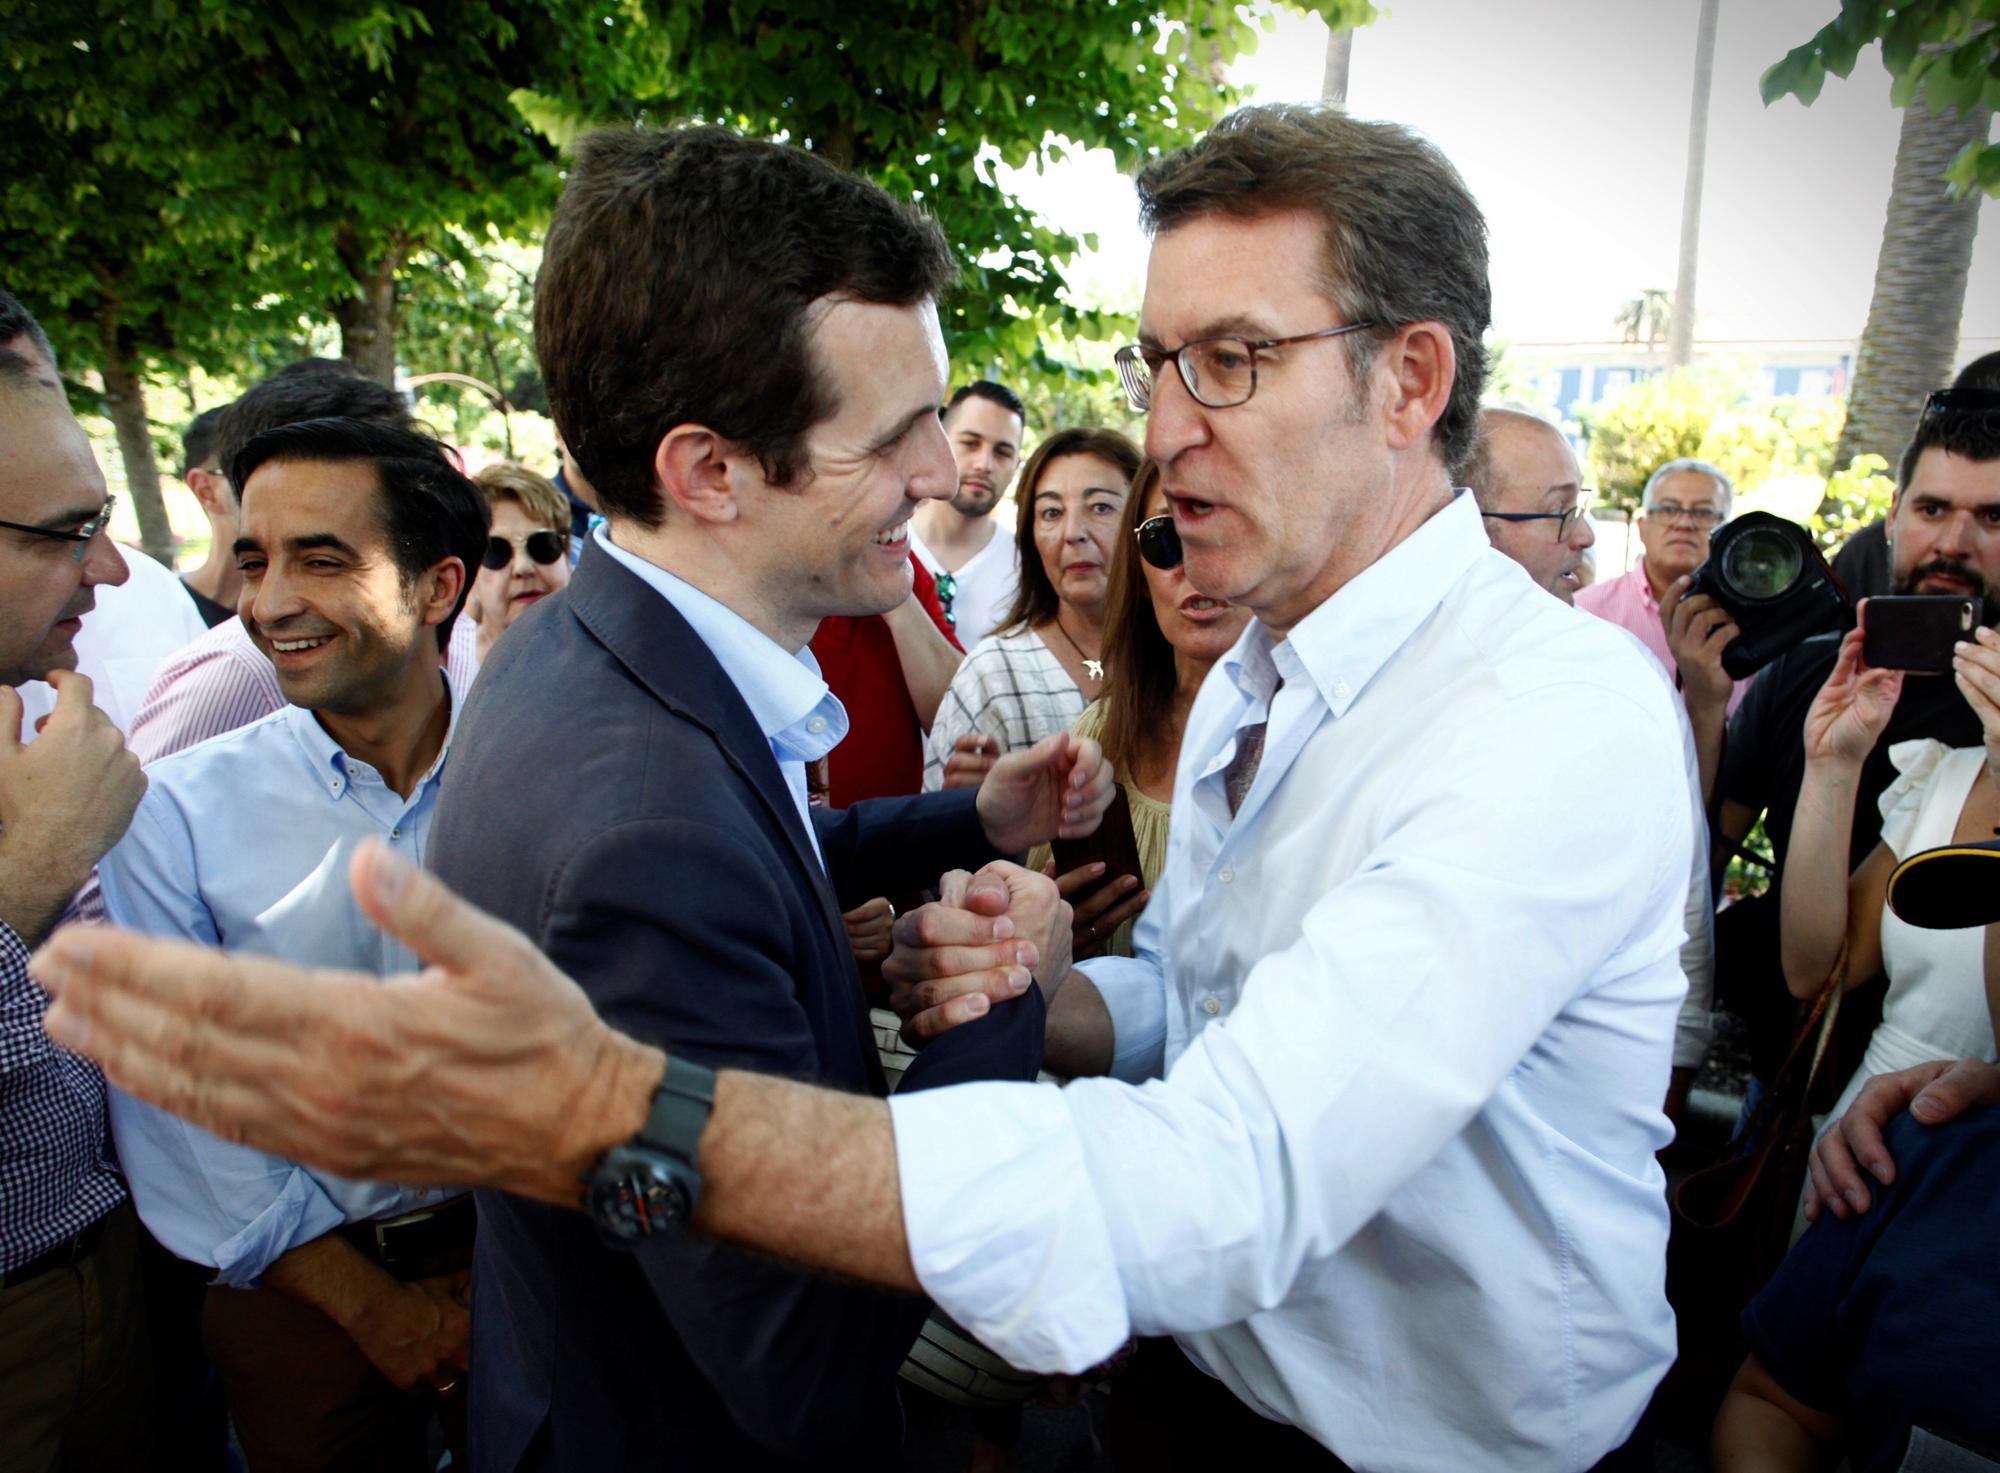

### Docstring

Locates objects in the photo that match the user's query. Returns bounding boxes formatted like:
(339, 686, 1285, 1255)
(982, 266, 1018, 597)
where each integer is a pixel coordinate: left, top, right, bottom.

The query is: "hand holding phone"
(1860, 595, 1979, 674)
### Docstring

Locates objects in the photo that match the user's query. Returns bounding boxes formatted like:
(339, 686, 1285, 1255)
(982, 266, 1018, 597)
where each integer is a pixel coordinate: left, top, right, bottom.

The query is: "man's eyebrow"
(287, 533, 361, 557)
(231, 535, 262, 557)
(1137, 314, 1276, 350)
(23, 498, 107, 532)
(866, 404, 938, 456)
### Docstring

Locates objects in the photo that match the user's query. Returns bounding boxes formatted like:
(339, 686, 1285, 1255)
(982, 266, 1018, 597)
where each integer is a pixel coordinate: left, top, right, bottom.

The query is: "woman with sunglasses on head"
(1027, 460, 1252, 959)
(923, 427, 1141, 792)
(466, 461, 573, 662)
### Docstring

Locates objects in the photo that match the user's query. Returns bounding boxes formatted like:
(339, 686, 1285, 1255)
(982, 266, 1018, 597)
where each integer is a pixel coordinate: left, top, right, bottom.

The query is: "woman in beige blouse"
(1030, 459, 1251, 958)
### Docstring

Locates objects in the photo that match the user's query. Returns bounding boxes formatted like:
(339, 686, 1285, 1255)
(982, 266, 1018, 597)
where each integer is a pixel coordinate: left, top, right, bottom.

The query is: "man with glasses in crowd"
(0, 288, 153, 1470)
(38, 108, 1693, 1472)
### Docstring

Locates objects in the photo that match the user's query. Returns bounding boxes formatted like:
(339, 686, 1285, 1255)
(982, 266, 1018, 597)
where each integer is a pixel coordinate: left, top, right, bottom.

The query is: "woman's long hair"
(996, 426, 1143, 636)
(1096, 459, 1180, 781)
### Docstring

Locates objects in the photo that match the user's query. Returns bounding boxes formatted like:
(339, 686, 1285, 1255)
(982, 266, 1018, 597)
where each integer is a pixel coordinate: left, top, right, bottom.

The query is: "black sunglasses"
(482, 530, 566, 571)
(1134, 515, 1183, 571)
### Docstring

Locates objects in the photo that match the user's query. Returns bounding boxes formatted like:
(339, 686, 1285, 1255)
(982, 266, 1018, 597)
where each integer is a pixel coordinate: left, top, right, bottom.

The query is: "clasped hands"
(882, 862, 1076, 1044)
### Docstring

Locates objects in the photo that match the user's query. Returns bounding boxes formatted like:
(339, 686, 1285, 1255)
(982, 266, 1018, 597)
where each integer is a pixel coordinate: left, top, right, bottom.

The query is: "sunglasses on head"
(1134, 515, 1183, 571)
(482, 530, 566, 571)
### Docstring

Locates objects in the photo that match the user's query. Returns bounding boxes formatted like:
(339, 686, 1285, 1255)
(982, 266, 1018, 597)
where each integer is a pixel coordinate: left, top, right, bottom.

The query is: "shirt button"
(1202, 995, 1222, 1016)
(1333, 680, 1350, 699)
(808, 717, 828, 733)
(390, 827, 401, 840)
(1218, 867, 1234, 885)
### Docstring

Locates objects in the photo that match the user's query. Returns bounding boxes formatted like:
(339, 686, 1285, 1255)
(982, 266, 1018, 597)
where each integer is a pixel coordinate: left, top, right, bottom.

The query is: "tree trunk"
(1667, 0, 1719, 369)
(333, 225, 403, 385)
(1321, 29, 1352, 110)
(96, 308, 176, 568)
(1833, 82, 1992, 475)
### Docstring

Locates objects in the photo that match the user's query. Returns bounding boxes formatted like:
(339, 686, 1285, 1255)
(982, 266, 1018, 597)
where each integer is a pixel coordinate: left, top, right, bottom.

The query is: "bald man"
(1466, 408, 1595, 603)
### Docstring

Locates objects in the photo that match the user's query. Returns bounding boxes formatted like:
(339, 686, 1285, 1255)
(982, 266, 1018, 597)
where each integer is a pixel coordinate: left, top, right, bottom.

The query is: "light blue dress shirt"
(593, 525, 847, 871)
(99, 683, 463, 1286)
(889, 494, 1693, 1471)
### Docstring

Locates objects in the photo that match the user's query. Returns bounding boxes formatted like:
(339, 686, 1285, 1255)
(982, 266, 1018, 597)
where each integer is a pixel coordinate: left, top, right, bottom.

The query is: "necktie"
(1223, 680, 1281, 817)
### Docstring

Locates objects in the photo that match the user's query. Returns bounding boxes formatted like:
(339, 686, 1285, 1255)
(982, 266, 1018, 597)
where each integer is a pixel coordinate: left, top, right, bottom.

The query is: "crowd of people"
(4, 99, 1998, 1473)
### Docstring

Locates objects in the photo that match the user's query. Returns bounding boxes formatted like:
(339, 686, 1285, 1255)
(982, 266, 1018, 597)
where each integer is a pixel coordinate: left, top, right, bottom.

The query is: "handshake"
(880, 862, 1078, 1045)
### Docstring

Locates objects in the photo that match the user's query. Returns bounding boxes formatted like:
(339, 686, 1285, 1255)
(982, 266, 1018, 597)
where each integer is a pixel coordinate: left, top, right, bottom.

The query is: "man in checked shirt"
(0, 290, 152, 1469)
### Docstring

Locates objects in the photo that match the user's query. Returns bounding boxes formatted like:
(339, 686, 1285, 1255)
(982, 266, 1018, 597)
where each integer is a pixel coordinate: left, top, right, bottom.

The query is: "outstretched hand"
(1803, 624, 1902, 771)
(35, 840, 660, 1207)
(974, 731, 1115, 854)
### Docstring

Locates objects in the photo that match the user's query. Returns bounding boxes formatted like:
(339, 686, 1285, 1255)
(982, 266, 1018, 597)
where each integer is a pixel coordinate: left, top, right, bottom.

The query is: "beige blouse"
(1027, 699, 1172, 959)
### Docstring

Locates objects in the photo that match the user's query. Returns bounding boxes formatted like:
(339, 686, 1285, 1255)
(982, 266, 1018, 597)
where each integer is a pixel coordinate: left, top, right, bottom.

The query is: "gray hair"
(1641, 457, 1732, 517)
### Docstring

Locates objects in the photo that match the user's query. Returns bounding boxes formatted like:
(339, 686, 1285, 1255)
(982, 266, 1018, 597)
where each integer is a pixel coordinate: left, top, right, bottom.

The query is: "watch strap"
(636, 1054, 716, 1166)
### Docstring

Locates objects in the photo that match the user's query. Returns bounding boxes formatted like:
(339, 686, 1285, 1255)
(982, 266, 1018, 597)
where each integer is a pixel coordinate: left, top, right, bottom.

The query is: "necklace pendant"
(1084, 658, 1104, 681)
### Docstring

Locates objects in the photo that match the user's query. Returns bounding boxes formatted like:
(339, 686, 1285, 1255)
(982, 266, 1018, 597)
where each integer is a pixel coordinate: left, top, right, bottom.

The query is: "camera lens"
(1721, 526, 1803, 601)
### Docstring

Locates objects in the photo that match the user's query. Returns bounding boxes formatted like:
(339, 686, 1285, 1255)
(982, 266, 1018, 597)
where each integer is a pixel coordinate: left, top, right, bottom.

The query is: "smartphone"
(1861, 594, 1979, 673)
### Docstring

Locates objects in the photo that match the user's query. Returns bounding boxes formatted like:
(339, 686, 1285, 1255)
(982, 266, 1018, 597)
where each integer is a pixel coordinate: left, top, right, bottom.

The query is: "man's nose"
(1144, 362, 1209, 467)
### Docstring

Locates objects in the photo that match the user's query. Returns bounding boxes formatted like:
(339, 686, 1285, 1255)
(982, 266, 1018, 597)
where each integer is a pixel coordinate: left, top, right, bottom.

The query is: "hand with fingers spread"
(974, 731, 1115, 854)
(881, 862, 1071, 1045)
(1803, 1059, 2000, 1222)
(0, 669, 146, 946)
(1803, 624, 1903, 773)
(1660, 574, 1737, 717)
(940, 731, 999, 792)
(1950, 624, 2000, 787)
(1043, 859, 1147, 961)
(841, 896, 896, 966)
(34, 839, 664, 1208)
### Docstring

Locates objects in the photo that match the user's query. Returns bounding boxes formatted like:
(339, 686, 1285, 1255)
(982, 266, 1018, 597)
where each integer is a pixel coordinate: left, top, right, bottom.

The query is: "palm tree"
(1833, 81, 1992, 472)
(1615, 288, 1676, 352)
(1667, 0, 1720, 368)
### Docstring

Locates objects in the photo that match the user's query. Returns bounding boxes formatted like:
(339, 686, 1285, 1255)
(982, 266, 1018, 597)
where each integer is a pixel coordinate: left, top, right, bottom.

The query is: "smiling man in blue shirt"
(96, 417, 489, 1473)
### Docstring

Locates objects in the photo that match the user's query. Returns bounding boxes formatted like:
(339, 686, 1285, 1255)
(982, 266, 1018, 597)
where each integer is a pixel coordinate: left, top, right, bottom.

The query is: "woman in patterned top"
(923, 427, 1141, 791)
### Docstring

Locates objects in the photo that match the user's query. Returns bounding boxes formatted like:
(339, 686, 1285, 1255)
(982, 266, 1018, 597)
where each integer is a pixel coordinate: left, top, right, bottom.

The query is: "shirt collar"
(592, 523, 846, 758)
(285, 665, 464, 798)
(1225, 489, 1490, 720)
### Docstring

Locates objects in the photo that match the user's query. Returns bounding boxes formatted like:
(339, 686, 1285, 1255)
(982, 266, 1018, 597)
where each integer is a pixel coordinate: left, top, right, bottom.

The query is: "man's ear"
(418, 556, 468, 630)
(654, 424, 742, 526)
(187, 469, 233, 522)
(1375, 321, 1455, 456)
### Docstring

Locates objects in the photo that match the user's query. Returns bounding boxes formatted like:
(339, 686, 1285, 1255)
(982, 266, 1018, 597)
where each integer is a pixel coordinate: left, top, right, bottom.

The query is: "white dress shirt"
(889, 492, 1690, 1472)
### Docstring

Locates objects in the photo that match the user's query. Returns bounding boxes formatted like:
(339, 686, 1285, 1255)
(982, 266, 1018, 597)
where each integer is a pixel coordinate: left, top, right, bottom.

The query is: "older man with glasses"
(1577, 457, 1751, 726)
(0, 289, 154, 1472)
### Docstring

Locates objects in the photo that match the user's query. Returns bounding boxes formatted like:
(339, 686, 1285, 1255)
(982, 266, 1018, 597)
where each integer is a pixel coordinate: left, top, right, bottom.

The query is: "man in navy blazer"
(423, 127, 1106, 1470)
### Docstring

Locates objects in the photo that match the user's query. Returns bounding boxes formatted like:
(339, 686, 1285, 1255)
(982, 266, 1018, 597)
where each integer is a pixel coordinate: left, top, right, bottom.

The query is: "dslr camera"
(1684, 510, 1847, 679)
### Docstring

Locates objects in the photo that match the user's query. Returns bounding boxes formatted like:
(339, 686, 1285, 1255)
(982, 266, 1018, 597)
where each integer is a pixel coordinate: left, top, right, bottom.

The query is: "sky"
(998, 0, 1999, 354)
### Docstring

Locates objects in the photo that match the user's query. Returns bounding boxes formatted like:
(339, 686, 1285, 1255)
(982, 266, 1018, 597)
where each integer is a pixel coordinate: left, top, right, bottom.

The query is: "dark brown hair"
(535, 126, 957, 527)
(1136, 104, 1490, 476)
(999, 426, 1143, 635)
(1096, 460, 1179, 779)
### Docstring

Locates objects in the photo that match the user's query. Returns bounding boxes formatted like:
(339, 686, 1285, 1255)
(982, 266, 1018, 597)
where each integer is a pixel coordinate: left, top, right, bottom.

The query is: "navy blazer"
(427, 543, 1045, 1472)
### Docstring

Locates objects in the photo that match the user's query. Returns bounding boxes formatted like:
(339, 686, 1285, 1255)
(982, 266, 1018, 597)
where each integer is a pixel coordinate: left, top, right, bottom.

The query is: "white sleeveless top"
(1824, 739, 1999, 1127)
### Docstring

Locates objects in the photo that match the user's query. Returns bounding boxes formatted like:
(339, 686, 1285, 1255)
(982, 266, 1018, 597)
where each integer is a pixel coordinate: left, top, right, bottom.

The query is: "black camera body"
(1684, 510, 1848, 679)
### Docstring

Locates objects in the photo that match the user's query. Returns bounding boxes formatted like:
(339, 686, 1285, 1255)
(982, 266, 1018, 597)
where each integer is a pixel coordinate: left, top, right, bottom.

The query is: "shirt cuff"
(1076, 956, 1167, 1083)
(889, 1080, 1130, 1373)
(210, 1170, 349, 1288)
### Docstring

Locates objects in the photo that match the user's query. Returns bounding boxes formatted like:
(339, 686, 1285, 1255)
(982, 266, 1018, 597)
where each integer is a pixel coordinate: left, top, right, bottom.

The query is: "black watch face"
(588, 1154, 694, 1241)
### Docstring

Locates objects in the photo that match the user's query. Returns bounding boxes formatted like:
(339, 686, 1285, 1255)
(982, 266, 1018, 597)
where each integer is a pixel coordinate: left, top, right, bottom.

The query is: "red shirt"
(811, 557, 961, 806)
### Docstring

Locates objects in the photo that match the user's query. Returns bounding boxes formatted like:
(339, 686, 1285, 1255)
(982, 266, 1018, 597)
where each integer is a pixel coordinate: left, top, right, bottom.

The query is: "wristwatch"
(583, 1054, 715, 1244)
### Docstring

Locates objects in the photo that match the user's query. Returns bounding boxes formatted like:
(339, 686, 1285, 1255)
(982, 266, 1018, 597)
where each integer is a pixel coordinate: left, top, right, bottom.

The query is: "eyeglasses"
(481, 529, 566, 571)
(1113, 322, 1379, 412)
(933, 570, 957, 626)
(1482, 497, 1594, 543)
(0, 495, 117, 562)
(1134, 515, 1183, 571)
(1645, 501, 1724, 528)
